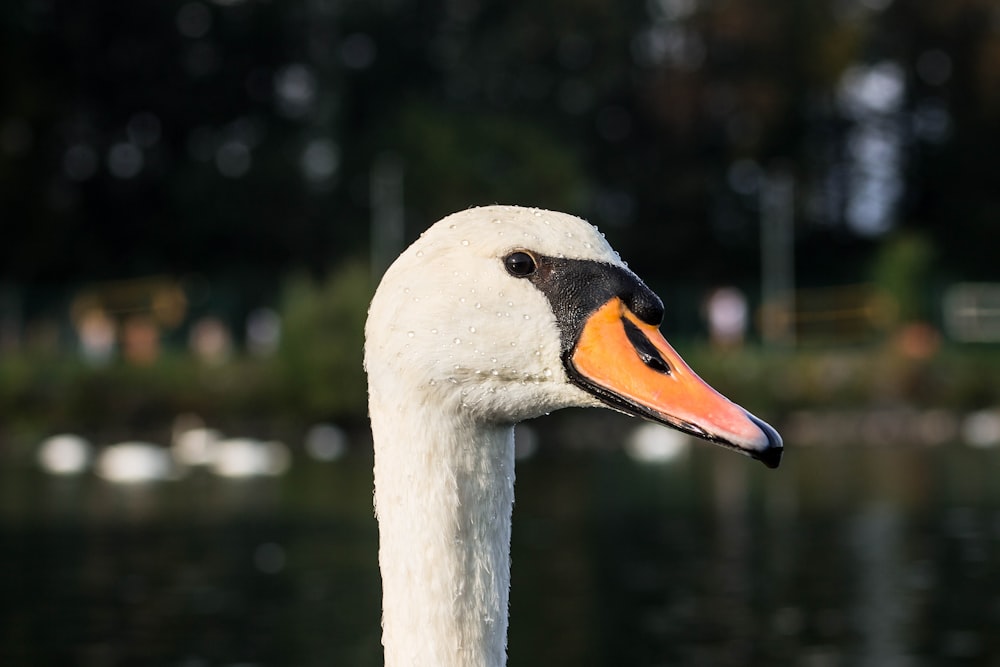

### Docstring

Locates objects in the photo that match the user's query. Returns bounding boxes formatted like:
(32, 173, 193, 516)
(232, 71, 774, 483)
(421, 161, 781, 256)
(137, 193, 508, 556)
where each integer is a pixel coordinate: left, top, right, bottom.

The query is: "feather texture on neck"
(372, 395, 515, 667)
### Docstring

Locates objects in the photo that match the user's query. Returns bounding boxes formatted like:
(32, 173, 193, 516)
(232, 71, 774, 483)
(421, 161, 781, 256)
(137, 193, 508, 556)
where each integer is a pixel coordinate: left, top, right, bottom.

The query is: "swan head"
(365, 205, 781, 468)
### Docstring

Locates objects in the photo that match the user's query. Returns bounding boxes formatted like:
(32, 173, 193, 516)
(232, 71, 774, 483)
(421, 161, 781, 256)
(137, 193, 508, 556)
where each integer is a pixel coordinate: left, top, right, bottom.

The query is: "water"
(3, 435, 1000, 666)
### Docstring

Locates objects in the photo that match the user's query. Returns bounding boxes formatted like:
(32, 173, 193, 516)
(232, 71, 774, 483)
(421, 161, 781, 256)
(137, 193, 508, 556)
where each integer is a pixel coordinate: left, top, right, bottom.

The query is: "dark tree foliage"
(1, 0, 998, 296)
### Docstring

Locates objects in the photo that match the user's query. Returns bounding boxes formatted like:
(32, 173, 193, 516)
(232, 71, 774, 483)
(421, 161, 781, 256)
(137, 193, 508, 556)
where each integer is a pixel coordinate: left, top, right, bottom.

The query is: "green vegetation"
(278, 261, 372, 421)
(3, 1, 1000, 446)
(685, 343, 1000, 417)
(0, 263, 375, 444)
(389, 103, 588, 220)
(3, 0, 1000, 289)
(6, 318, 1000, 447)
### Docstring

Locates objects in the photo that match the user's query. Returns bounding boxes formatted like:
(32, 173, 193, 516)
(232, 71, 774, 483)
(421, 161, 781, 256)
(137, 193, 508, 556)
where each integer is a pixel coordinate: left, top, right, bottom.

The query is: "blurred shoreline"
(4, 336, 1000, 457)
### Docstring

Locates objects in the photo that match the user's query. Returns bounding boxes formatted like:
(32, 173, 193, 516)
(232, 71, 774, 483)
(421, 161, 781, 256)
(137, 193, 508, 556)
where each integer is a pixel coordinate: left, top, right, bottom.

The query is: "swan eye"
(504, 251, 537, 277)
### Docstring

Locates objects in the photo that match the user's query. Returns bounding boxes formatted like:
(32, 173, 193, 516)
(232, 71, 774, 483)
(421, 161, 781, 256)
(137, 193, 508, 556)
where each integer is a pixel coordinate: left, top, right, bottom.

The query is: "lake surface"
(3, 420, 1000, 666)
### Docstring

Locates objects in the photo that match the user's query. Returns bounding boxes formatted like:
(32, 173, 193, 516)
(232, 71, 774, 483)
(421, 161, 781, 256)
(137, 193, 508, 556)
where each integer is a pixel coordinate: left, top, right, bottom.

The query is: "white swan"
(95, 441, 176, 483)
(364, 205, 782, 667)
(37, 434, 93, 476)
(210, 437, 291, 478)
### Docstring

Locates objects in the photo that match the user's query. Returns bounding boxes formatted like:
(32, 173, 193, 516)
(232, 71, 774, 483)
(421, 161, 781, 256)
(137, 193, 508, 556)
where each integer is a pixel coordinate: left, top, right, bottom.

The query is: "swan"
(37, 434, 93, 476)
(172, 425, 222, 467)
(364, 205, 782, 667)
(209, 437, 291, 478)
(95, 441, 176, 483)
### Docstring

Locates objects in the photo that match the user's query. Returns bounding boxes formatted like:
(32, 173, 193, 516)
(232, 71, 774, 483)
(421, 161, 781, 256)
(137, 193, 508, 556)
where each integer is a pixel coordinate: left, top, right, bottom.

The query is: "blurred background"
(3, 0, 1000, 665)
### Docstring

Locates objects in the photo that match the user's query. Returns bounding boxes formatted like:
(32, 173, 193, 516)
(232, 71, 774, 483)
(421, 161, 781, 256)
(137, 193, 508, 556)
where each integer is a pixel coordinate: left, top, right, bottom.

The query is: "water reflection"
(4, 432, 1000, 665)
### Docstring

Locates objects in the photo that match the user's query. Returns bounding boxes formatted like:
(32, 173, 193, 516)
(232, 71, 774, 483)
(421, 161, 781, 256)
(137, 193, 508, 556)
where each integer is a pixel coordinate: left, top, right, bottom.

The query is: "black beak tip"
(755, 444, 783, 469)
(747, 412, 783, 469)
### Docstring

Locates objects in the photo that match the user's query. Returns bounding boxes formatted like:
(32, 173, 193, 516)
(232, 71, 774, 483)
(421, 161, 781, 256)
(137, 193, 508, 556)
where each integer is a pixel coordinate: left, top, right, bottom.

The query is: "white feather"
(365, 206, 636, 667)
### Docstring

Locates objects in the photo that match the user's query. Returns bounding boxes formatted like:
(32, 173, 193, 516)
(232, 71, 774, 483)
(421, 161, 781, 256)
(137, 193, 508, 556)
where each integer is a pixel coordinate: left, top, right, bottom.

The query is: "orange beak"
(568, 298, 782, 468)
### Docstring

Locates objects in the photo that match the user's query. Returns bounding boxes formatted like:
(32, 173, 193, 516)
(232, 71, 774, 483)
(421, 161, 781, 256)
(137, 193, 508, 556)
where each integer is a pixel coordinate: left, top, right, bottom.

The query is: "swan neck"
(372, 405, 516, 667)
